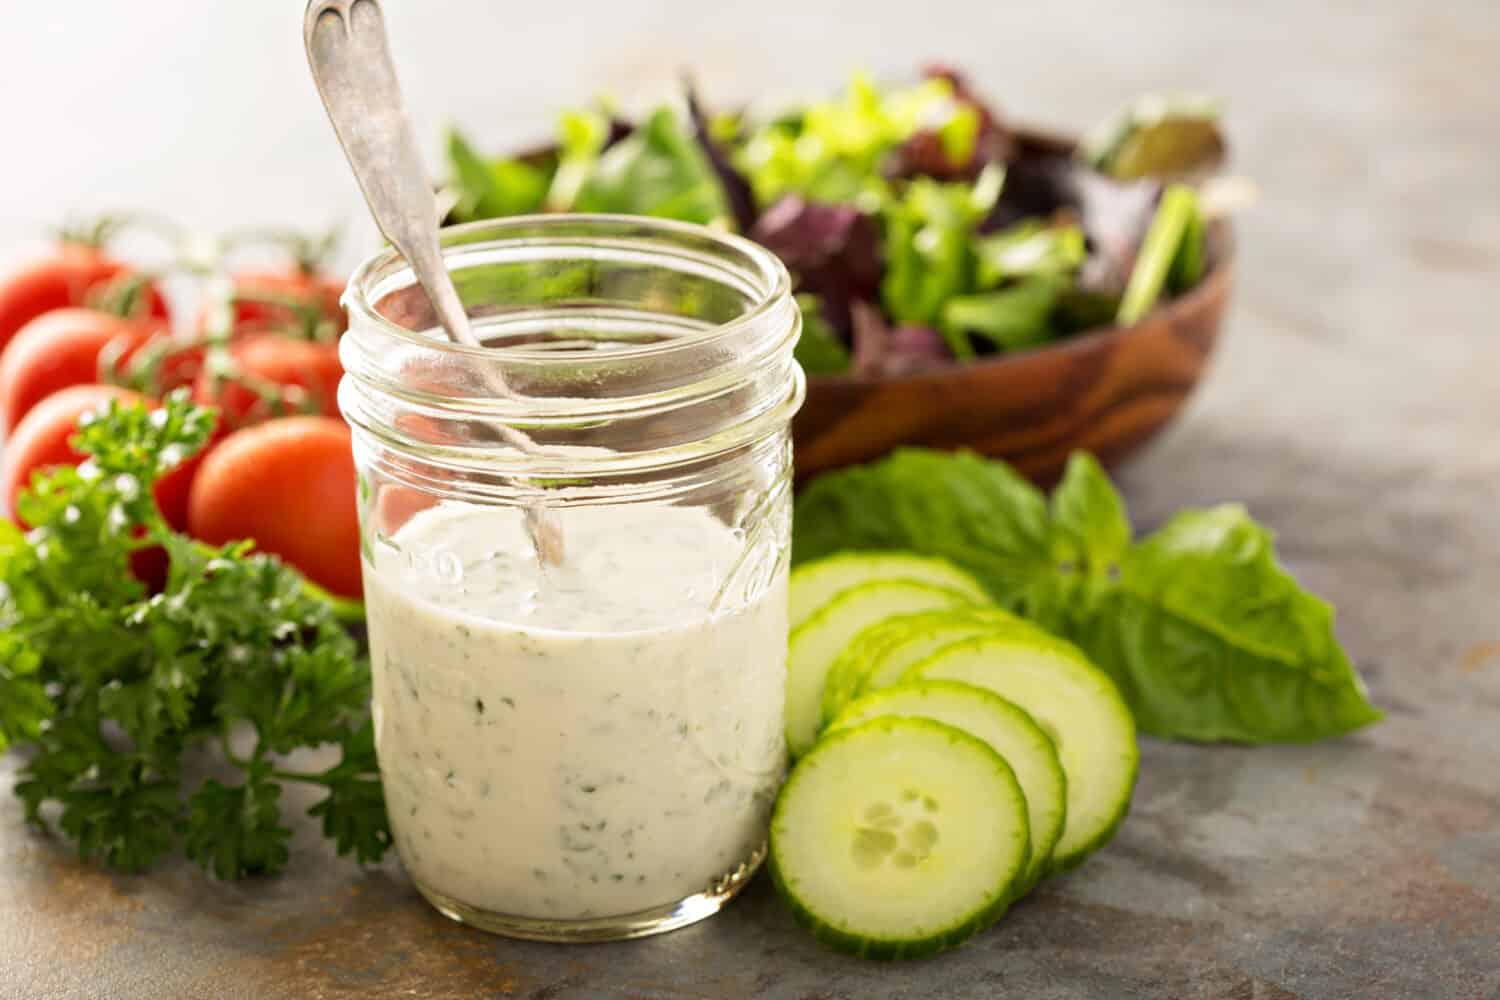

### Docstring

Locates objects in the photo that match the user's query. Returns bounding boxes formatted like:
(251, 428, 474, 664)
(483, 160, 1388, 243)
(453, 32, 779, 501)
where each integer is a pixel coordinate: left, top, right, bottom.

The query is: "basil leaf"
(1073, 505, 1382, 742)
(1026, 452, 1132, 633)
(792, 448, 1052, 612)
(1051, 451, 1131, 571)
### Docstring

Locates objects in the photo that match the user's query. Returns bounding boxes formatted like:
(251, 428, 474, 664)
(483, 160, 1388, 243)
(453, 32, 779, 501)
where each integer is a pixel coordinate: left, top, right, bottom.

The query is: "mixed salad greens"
(443, 67, 1226, 376)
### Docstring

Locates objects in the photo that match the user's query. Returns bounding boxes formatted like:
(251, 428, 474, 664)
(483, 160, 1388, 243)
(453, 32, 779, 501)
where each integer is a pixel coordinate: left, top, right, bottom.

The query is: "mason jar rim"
(338, 213, 804, 486)
(343, 213, 793, 364)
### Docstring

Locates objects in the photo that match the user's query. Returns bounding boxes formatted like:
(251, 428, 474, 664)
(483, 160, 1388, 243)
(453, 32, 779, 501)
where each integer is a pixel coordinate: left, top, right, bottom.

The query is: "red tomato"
(0, 243, 169, 354)
(154, 426, 217, 536)
(0, 384, 206, 533)
(191, 334, 344, 430)
(0, 384, 206, 591)
(0, 308, 163, 434)
(187, 416, 361, 598)
(198, 269, 346, 336)
(1, 384, 137, 519)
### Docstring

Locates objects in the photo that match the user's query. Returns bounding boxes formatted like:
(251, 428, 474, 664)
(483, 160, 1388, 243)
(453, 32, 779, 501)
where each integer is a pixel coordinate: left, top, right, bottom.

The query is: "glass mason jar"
(340, 216, 803, 942)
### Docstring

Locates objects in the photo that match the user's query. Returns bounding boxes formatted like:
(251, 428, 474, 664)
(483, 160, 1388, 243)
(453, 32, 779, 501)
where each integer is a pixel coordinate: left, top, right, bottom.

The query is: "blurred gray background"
(3, 1, 1494, 266)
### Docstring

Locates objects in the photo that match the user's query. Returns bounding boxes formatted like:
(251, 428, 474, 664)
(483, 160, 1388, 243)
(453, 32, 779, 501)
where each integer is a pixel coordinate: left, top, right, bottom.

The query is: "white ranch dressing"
(365, 501, 787, 921)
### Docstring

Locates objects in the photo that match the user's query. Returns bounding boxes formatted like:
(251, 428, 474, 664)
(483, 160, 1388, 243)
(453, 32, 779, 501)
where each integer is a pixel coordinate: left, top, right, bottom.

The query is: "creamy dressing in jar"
(365, 501, 787, 923)
(343, 215, 801, 940)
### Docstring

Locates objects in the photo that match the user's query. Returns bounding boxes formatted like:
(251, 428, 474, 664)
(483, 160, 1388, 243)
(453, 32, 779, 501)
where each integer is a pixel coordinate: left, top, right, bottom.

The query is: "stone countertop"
(2, 1, 1497, 998)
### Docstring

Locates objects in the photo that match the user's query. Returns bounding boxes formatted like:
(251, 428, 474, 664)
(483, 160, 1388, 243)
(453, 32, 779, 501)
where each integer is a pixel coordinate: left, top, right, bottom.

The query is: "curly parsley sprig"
(0, 392, 389, 877)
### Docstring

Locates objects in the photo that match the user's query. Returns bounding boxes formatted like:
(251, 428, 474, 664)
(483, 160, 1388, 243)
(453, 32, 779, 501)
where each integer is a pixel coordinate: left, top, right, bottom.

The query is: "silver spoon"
(303, 0, 564, 566)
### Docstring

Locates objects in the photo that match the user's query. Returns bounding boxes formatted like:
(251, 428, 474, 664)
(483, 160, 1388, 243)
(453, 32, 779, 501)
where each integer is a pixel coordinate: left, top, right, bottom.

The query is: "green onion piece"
(1117, 184, 1199, 326)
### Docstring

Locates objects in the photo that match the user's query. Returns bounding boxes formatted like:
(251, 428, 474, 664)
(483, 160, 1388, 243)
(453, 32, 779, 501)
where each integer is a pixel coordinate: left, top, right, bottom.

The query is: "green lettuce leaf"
(1082, 94, 1225, 181)
(572, 107, 728, 225)
(792, 448, 1382, 744)
(940, 275, 1066, 352)
(975, 220, 1087, 286)
(880, 167, 1002, 357)
(444, 129, 550, 222)
(794, 294, 852, 376)
(545, 107, 612, 211)
(735, 72, 959, 207)
(1169, 196, 1206, 292)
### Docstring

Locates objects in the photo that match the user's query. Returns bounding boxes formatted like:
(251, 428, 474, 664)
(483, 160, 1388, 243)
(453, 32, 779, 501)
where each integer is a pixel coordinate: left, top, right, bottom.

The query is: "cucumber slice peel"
(908, 635, 1138, 872)
(788, 552, 989, 630)
(820, 606, 1040, 727)
(829, 680, 1067, 893)
(786, 579, 981, 757)
(768, 716, 1030, 960)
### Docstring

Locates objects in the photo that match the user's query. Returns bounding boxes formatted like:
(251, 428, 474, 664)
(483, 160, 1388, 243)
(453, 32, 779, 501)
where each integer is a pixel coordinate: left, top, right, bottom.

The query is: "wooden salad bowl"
(793, 220, 1232, 486)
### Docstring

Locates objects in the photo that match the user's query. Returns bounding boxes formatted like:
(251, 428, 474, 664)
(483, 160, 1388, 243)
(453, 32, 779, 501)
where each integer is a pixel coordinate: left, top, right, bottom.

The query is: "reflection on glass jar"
(341, 215, 804, 942)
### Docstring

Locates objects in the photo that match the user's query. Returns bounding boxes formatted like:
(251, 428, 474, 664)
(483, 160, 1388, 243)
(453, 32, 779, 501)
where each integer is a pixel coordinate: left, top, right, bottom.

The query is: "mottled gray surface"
(2, 1, 1498, 998)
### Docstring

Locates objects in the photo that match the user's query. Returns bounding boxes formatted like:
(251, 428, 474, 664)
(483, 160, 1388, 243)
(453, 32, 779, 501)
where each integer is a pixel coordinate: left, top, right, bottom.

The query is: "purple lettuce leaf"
(751, 195, 882, 336)
(851, 300, 952, 376)
(684, 80, 758, 233)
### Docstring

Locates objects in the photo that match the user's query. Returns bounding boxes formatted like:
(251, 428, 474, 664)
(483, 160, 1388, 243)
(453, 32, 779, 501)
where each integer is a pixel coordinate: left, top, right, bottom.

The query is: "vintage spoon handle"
(303, 0, 476, 346)
(303, 0, 565, 565)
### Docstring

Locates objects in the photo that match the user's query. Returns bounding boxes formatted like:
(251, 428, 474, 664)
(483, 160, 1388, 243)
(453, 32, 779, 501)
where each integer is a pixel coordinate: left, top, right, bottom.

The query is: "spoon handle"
(303, 0, 565, 567)
(303, 0, 476, 347)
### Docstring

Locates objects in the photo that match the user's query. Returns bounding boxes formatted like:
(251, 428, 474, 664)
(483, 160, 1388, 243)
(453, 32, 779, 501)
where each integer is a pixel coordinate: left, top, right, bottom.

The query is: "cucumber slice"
(820, 606, 1039, 727)
(789, 552, 988, 630)
(909, 635, 1138, 872)
(786, 580, 980, 757)
(769, 717, 1030, 959)
(828, 680, 1067, 893)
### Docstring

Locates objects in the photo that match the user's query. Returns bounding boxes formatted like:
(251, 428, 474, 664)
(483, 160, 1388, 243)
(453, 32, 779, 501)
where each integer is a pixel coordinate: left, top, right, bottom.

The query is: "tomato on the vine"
(191, 333, 344, 430)
(0, 242, 169, 354)
(0, 384, 205, 533)
(198, 269, 347, 338)
(187, 416, 361, 598)
(0, 308, 165, 434)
